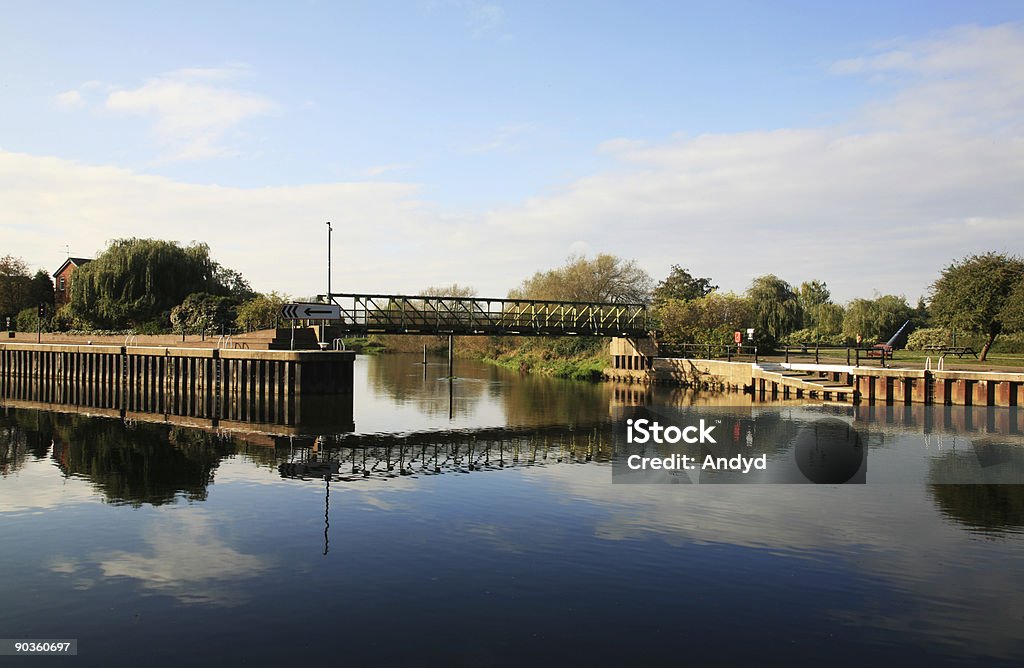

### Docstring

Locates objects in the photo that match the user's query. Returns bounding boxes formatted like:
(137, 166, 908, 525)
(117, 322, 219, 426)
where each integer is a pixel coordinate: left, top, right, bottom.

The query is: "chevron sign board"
(280, 303, 341, 320)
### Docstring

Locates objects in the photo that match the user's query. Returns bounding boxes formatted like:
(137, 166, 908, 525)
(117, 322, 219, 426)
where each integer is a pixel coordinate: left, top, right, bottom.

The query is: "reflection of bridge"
(279, 423, 613, 482)
(322, 293, 651, 337)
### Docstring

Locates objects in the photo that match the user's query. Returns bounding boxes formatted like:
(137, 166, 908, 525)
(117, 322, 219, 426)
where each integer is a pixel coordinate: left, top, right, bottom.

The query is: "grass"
(483, 348, 610, 381)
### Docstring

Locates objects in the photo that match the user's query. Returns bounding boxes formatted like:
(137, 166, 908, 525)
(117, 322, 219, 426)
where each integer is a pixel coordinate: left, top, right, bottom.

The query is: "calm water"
(1, 355, 1023, 667)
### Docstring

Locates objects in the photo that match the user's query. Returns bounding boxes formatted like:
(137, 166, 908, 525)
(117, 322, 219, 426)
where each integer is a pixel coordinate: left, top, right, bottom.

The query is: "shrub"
(905, 328, 950, 351)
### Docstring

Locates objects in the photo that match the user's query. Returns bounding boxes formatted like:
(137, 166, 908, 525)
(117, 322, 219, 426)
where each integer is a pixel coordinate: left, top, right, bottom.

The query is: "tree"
(510, 254, 653, 304)
(657, 292, 752, 346)
(69, 238, 248, 330)
(842, 295, 914, 344)
(747, 275, 801, 344)
(817, 303, 845, 338)
(1001, 280, 1024, 333)
(797, 281, 830, 329)
(29, 270, 54, 310)
(213, 265, 255, 301)
(420, 283, 477, 298)
(0, 255, 32, 323)
(235, 292, 289, 332)
(929, 252, 1024, 361)
(651, 265, 716, 305)
(169, 293, 235, 335)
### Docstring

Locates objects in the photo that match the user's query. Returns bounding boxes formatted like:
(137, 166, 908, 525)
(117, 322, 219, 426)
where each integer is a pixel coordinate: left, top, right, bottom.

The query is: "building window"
(59, 277, 66, 291)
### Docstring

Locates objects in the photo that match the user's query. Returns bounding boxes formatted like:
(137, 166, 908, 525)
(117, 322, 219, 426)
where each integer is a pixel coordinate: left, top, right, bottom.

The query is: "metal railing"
(657, 342, 759, 363)
(321, 293, 650, 337)
(782, 344, 892, 367)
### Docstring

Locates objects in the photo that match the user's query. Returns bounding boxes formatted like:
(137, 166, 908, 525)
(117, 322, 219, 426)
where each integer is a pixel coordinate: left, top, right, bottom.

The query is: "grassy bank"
(342, 333, 612, 380)
(482, 337, 610, 381)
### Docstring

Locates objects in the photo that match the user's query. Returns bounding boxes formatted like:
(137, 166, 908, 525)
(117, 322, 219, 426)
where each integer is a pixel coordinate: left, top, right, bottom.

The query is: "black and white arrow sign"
(281, 303, 341, 320)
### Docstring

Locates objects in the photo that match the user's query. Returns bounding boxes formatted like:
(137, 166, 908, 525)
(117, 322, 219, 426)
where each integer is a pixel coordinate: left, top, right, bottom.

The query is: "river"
(1, 354, 1022, 666)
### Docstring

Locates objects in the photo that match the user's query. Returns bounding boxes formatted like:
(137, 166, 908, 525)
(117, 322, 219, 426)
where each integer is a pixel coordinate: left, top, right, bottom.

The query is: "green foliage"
(797, 281, 830, 328)
(29, 270, 54, 309)
(68, 238, 247, 329)
(904, 327, 950, 350)
(0, 255, 32, 322)
(235, 291, 288, 332)
(485, 340, 610, 381)
(929, 252, 1024, 360)
(169, 292, 235, 334)
(992, 332, 1024, 353)
(816, 303, 845, 337)
(747, 275, 801, 344)
(1000, 280, 1024, 333)
(842, 295, 914, 343)
(651, 265, 716, 305)
(657, 292, 752, 346)
(50, 304, 76, 332)
(510, 254, 653, 304)
(213, 265, 255, 301)
(16, 306, 48, 333)
(780, 328, 848, 346)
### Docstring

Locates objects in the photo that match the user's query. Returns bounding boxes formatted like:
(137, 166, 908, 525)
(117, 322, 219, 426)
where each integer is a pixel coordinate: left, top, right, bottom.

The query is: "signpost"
(280, 303, 341, 321)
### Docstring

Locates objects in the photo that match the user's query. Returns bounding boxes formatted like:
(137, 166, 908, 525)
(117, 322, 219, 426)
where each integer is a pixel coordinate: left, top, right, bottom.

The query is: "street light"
(322, 221, 333, 349)
(326, 221, 333, 299)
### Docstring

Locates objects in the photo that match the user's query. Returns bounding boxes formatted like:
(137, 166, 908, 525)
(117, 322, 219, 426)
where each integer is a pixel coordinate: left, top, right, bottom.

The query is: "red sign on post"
(734, 331, 742, 345)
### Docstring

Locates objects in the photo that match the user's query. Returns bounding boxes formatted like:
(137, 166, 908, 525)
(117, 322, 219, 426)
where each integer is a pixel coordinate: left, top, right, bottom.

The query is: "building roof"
(53, 257, 92, 278)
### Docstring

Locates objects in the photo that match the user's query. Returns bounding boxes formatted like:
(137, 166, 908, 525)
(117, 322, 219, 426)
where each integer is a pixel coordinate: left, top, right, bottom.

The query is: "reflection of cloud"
(87, 511, 270, 606)
(0, 457, 99, 514)
(539, 463, 1024, 660)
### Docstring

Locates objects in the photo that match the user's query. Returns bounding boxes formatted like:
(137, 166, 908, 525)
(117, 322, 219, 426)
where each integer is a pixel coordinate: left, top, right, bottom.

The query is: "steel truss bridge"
(318, 293, 651, 337)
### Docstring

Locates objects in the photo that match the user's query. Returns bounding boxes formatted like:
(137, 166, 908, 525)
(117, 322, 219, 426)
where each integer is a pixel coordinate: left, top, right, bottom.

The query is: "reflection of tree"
(929, 485, 1024, 533)
(1, 411, 57, 476)
(500, 369, 611, 428)
(38, 412, 237, 507)
(365, 354, 484, 416)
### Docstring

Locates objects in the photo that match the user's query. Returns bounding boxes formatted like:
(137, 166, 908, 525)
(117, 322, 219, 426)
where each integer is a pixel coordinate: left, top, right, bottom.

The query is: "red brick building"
(53, 257, 91, 307)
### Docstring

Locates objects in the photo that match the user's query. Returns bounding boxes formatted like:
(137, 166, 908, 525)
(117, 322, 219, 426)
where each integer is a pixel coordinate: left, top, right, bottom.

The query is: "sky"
(2, 1, 1023, 304)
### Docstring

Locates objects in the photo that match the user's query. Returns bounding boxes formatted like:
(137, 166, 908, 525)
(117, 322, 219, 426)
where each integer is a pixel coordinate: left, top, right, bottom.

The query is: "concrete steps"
(753, 363, 856, 402)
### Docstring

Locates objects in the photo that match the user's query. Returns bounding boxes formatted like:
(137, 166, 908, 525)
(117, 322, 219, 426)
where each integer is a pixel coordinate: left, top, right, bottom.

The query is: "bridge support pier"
(447, 335, 454, 378)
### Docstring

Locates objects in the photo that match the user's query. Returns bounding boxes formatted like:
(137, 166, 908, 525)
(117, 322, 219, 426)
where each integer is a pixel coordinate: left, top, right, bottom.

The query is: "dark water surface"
(2, 355, 1023, 666)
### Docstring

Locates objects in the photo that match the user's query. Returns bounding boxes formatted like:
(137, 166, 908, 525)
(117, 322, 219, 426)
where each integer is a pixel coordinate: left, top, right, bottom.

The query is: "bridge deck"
(321, 293, 651, 337)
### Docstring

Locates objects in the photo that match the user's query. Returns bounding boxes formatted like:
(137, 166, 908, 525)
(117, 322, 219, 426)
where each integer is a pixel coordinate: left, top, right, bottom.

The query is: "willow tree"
(841, 295, 914, 343)
(929, 252, 1024, 361)
(69, 239, 232, 329)
(747, 275, 801, 344)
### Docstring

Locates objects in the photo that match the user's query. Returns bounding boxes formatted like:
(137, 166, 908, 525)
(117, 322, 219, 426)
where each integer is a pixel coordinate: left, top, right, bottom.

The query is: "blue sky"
(2, 1, 1023, 302)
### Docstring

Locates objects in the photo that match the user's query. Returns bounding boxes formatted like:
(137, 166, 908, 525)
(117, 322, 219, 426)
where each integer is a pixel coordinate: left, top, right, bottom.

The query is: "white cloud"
(103, 67, 275, 161)
(7, 24, 1024, 302)
(53, 89, 84, 109)
(479, 23, 1024, 301)
(0, 150, 434, 295)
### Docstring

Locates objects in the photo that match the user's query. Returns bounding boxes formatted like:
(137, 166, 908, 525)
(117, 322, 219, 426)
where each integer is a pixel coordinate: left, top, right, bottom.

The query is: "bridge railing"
(324, 293, 649, 336)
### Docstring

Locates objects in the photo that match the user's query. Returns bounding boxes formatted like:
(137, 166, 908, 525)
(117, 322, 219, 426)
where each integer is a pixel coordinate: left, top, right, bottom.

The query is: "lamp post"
(322, 221, 333, 348)
(326, 221, 333, 299)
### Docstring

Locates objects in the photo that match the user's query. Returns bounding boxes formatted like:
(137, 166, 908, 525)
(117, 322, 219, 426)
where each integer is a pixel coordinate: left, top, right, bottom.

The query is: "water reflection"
(2, 355, 1023, 666)
(278, 423, 611, 482)
(52, 511, 272, 606)
(929, 485, 1024, 533)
